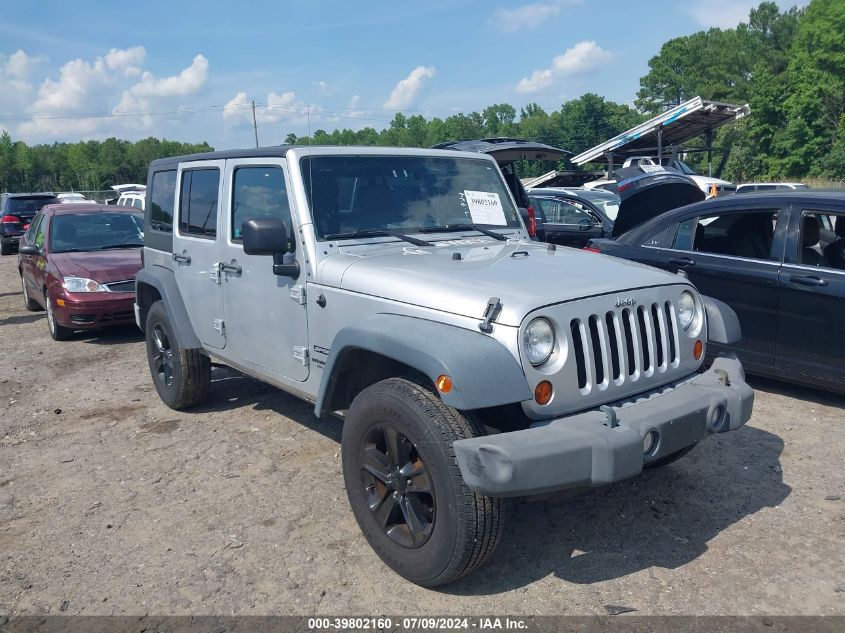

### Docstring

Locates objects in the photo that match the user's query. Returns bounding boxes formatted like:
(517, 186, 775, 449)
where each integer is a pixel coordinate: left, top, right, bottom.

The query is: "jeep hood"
(318, 238, 683, 327)
(608, 166, 705, 237)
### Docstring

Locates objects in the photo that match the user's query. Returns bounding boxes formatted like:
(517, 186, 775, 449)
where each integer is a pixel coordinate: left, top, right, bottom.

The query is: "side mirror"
(19, 244, 41, 256)
(242, 217, 299, 278)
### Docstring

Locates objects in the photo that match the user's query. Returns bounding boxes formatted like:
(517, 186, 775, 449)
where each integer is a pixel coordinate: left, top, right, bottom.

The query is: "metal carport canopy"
(571, 96, 750, 166)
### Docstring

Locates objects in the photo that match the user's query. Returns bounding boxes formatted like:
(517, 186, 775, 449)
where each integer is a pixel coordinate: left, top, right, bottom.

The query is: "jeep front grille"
(570, 301, 680, 394)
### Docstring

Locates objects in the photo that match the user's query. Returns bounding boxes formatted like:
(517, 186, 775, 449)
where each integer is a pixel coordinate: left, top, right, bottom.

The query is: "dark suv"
(1, 193, 60, 255)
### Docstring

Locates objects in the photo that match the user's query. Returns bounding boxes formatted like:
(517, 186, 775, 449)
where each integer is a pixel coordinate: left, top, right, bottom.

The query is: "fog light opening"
(643, 429, 660, 456)
(534, 381, 553, 406)
(708, 404, 726, 431)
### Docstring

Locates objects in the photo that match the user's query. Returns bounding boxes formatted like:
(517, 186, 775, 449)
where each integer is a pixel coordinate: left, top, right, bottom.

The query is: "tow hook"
(478, 297, 502, 333)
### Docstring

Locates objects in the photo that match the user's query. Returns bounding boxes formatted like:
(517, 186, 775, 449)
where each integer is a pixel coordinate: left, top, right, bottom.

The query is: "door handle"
(172, 251, 191, 264)
(788, 274, 827, 287)
(219, 261, 242, 275)
(668, 257, 696, 267)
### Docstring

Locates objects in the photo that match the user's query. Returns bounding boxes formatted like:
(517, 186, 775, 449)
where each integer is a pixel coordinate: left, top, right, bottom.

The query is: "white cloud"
(113, 54, 209, 128)
(127, 54, 208, 98)
(223, 90, 317, 127)
(383, 65, 436, 110)
(312, 80, 332, 96)
(3, 50, 45, 78)
(16, 48, 208, 140)
(491, 1, 578, 32)
(515, 41, 611, 93)
(104, 46, 145, 76)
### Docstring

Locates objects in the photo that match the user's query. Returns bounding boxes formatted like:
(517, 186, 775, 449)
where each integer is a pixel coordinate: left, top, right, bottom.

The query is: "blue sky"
(0, 0, 805, 149)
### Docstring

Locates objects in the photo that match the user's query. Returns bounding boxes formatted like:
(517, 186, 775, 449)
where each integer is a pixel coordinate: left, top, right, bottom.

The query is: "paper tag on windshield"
(639, 164, 665, 173)
(463, 190, 507, 226)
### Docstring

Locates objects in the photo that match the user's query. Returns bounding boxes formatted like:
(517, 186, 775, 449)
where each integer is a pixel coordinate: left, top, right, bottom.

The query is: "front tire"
(145, 300, 210, 409)
(45, 291, 73, 341)
(342, 377, 505, 587)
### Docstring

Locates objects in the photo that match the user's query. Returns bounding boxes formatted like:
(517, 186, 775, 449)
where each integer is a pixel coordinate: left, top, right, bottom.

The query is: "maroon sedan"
(17, 204, 143, 340)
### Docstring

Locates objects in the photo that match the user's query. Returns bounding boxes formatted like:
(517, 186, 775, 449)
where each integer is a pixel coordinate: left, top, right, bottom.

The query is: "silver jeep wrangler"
(135, 146, 753, 586)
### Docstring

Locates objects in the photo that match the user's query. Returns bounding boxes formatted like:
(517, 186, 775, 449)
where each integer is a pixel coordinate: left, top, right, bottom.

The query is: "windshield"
(7, 197, 59, 216)
(50, 212, 143, 253)
(301, 155, 521, 239)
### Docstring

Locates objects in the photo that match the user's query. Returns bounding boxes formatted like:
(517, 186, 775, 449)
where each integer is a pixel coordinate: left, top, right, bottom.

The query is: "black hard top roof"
(150, 146, 294, 169)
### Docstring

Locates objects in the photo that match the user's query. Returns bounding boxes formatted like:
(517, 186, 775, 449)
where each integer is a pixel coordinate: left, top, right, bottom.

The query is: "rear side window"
(149, 170, 177, 232)
(686, 210, 779, 260)
(179, 169, 219, 237)
(231, 166, 292, 241)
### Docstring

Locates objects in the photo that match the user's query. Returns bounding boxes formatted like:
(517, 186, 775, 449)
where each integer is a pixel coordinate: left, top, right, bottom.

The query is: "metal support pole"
(657, 126, 663, 166)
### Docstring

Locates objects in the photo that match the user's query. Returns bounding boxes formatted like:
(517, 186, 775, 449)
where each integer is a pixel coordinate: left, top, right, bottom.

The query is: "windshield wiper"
(323, 228, 429, 247)
(419, 224, 507, 241)
(98, 243, 142, 250)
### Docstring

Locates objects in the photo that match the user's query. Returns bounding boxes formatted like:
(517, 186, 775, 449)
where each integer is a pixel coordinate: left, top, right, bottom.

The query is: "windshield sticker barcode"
(463, 190, 507, 226)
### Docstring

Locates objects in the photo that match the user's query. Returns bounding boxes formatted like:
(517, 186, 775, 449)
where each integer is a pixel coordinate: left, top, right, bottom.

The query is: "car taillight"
(583, 245, 601, 253)
(1, 214, 21, 223)
(527, 206, 537, 238)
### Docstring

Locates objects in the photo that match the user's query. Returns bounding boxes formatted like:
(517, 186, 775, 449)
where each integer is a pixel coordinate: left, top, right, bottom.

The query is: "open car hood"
(608, 166, 705, 237)
(432, 138, 570, 166)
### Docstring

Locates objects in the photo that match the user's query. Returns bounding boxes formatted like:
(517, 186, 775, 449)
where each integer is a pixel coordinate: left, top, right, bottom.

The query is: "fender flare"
(135, 266, 202, 349)
(314, 314, 533, 417)
(702, 295, 742, 345)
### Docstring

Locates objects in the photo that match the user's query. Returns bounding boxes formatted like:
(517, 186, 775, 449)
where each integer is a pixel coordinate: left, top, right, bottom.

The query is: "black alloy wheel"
(151, 323, 175, 389)
(360, 424, 435, 548)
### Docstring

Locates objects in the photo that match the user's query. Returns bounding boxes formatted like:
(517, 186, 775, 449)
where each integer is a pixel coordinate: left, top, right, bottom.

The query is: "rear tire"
(0, 239, 12, 255)
(342, 377, 505, 587)
(145, 300, 210, 409)
(21, 274, 40, 311)
(45, 291, 73, 341)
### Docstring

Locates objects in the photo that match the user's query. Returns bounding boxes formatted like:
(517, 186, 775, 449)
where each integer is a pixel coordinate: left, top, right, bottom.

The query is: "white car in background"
(111, 184, 146, 210)
(57, 192, 95, 204)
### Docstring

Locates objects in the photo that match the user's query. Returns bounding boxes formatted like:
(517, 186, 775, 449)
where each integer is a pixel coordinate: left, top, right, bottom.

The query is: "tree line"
(1, 0, 842, 193)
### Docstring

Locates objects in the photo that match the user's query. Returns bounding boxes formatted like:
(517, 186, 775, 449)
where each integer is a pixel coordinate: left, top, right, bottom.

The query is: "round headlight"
(524, 318, 555, 366)
(678, 291, 696, 330)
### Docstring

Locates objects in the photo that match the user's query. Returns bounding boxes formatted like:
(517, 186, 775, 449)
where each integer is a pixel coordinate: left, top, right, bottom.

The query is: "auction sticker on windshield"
(463, 190, 507, 226)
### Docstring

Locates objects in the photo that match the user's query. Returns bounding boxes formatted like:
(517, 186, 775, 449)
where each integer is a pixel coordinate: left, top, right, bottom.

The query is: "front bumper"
(52, 292, 136, 329)
(454, 358, 753, 497)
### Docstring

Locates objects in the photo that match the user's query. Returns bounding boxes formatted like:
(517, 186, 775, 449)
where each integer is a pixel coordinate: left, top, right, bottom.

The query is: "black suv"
(1, 193, 60, 255)
(432, 138, 569, 242)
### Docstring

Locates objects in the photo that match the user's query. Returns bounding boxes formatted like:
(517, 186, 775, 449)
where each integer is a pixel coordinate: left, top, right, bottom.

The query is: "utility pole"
(251, 100, 259, 148)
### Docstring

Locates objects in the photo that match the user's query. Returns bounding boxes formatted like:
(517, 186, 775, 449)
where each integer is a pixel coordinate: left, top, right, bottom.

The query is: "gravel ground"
(0, 254, 843, 617)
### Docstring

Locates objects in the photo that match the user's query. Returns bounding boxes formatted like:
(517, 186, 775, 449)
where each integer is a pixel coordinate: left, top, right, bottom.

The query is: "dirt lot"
(0, 254, 843, 617)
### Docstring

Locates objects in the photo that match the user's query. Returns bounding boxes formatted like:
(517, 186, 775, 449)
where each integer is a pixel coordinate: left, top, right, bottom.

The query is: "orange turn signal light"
(56, 299, 65, 307)
(694, 339, 703, 360)
(435, 374, 453, 394)
(534, 381, 553, 406)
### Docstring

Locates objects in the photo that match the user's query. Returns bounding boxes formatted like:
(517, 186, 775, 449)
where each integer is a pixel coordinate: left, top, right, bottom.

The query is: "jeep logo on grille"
(614, 297, 637, 308)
